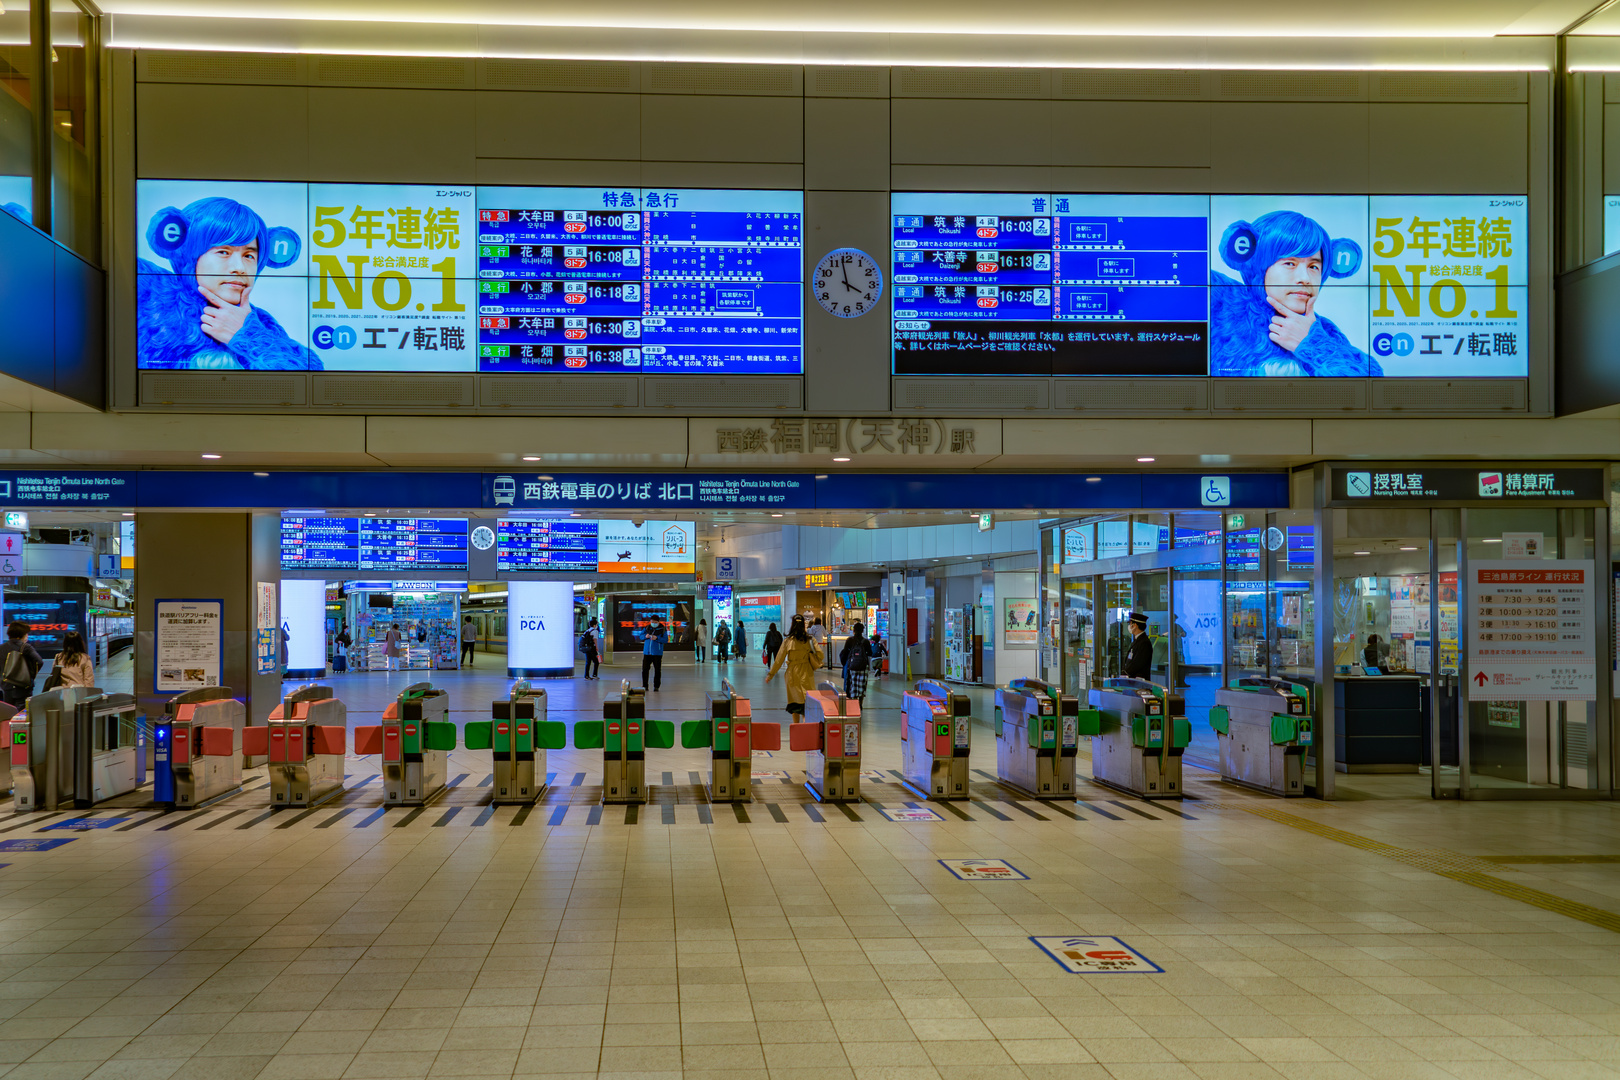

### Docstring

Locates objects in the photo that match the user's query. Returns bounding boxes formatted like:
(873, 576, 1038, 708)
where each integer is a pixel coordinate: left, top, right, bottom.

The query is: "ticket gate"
(250, 684, 348, 808)
(994, 677, 1093, 799)
(682, 679, 782, 802)
(10, 689, 144, 811)
(464, 682, 566, 804)
(154, 687, 245, 808)
(379, 683, 455, 807)
(1210, 676, 1314, 797)
(1089, 677, 1190, 799)
(900, 680, 972, 800)
(573, 681, 674, 804)
(792, 681, 861, 802)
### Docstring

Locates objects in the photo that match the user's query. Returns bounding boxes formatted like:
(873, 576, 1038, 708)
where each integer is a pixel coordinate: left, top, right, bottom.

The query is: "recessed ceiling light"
(1399, 546, 1418, 551)
(1483, 538, 1502, 543)
(814, 474, 828, 480)
(1085, 477, 1102, 483)
(832, 456, 851, 462)
(771, 513, 783, 518)
(253, 471, 269, 477)
(1137, 456, 1155, 463)
(537, 474, 553, 481)
(121, 512, 133, 517)
(201, 453, 221, 460)
(523, 455, 540, 462)
(1353, 550, 1371, 555)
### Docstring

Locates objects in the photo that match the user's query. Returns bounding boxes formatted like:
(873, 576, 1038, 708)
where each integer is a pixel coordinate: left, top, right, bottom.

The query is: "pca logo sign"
(1479, 471, 1504, 497)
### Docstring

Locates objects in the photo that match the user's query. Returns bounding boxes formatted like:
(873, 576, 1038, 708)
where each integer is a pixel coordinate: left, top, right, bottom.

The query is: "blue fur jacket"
(137, 260, 320, 371)
(1209, 270, 1380, 377)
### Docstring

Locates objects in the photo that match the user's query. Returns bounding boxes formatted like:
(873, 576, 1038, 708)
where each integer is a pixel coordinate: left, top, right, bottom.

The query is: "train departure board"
(281, 516, 468, 571)
(475, 188, 803, 375)
(497, 520, 600, 573)
(892, 193, 1209, 377)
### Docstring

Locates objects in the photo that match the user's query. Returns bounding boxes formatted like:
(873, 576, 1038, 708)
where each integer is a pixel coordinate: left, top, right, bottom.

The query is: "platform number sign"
(1031, 935, 1163, 974)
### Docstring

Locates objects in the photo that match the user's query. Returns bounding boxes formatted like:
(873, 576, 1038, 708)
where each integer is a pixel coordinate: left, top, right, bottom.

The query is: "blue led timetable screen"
(281, 516, 468, 571)
(892, 193, 1529, 378)
(135, 181, 803, 375)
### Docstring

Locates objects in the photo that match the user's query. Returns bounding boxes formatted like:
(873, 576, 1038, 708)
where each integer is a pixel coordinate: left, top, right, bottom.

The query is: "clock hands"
(841, 263, 857, 292)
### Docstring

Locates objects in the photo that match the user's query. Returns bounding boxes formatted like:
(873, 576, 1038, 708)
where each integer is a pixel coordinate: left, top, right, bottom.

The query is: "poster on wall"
(154, 600, 222, 693)
(255, 582, 277, 675)
(738, 594, 782, 644)
(1002, 598, 1038, 647)
(1467, 560, 1593, 701)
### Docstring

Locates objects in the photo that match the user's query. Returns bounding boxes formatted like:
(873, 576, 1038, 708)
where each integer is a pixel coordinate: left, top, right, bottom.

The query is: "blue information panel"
(475, 188, 803, 375)
(497, 519, 600, 572)
(893, 194, 1209, 377)
(281, 516, 468, 571)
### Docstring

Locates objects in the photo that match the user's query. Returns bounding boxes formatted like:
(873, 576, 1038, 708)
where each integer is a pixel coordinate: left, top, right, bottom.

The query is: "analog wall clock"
(813, 247, 882, 318)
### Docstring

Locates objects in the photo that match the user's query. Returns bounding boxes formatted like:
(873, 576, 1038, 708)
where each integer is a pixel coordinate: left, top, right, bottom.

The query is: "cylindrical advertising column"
(508, 580, 576, 678)
(280, 578, 328, 680)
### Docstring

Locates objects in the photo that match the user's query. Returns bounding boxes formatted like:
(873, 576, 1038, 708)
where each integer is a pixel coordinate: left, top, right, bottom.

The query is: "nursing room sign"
(1468, 560, 1594, 701)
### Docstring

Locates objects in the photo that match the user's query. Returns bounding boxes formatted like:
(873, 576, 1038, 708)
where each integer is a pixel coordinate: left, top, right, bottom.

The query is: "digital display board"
(2, 593, 87, 659)
(496, 519, 600, 573)
(893, 193, 1528, 378)
(136, 181, 802, 375)
(494, 519, 695, 575)
(280, 516, 468, 571)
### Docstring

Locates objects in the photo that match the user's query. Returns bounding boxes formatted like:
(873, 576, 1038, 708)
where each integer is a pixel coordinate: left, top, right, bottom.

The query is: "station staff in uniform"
(1123, 612, 1153, 680)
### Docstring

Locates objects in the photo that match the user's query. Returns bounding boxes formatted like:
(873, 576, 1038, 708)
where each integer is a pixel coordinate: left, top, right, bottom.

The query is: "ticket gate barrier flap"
(643, 719, 675, 750)
(266, 687, 348, 809)
(803, 684, 861, 803)
(1213, 677, 1313, 798)
(475, 686, 552, 805)
(1089, 678, 1185, 800)
(901, 682, 971, 801)
(354, 725, 384, 755)
(992, 685, 1075, 800)
(166, 691, 246, 809)
(601, 683, 648, 804)
(702, 681, 765, 803)
(382, 683, 452, 807)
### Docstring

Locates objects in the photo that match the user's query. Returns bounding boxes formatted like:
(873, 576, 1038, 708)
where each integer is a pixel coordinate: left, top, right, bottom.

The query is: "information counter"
(1332, 675, 1424, 772)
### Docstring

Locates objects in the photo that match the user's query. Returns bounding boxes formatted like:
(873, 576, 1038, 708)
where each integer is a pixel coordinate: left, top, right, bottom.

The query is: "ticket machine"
(257, 684, 347, 808)
(900, 680, 972, 800)
(380, 683, 455, 806)
(464, 682, 565, 804)
(994, 677, 1093, 799)
(11, 688, 144, 811)
(1089, 677, 1189, 799)
(1210, 677, 1313, 797)
(792, 681, 861, 802)
(156, 687, 245, 809)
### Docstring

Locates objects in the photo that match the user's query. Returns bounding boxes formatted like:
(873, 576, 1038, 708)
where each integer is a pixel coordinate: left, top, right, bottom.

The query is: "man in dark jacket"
(1122, 612, 1153, 680)
(0, 622, 42, 708)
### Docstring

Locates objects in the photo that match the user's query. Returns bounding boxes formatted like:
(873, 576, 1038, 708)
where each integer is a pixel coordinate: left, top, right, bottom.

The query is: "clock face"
(471, 526, 496, 551)
(813, 248, 883, 318)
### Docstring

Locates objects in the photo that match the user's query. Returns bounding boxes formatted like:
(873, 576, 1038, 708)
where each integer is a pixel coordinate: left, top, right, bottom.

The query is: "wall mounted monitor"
(280, 516, 468, 571)
(495, 518, 695, 575)
(892, 193, 1528, 378)
(135, 181, 803, 376)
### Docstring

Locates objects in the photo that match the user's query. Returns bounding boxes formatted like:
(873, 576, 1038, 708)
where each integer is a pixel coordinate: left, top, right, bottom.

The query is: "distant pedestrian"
(580, 618, 601, 680)
(734, 621, 747, 659)
(840, 622, 871, 703)
(714, 620, 732, 665)
(383, 623, 403, 672)
(0, 623, 40, 708)
(766, 615, 823, 716)
(763, 622, 782, 668)
(461, 615, 477, 666)
(695, 619, 709, 663)
(640, 618, 667, 691)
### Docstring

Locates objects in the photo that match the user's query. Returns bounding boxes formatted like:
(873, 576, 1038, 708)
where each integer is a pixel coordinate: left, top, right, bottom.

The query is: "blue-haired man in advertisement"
(1210, 209, 1380, 377)
(138, 197, 321, 370)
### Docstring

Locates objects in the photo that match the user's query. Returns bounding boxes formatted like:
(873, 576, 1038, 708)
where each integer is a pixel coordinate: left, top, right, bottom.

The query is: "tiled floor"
(2, 660, 1620, 1080)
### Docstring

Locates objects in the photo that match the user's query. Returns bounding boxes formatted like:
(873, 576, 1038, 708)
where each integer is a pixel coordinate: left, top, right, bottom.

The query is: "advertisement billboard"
(596, 521, 695, 575)
(136, 181, 803, 375)
(507, 580, 577, 678)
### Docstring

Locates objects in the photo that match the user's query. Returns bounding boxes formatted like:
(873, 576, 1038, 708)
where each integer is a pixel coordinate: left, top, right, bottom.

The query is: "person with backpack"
(869, 633, 888, 678)
(713, 620, 732, 666)
(839, 622, 872, 703)
(763, 623, 783, 668)
(580, 618, 601, 680)
(334, 623, 352, 672)
(0, 623, 41, 708)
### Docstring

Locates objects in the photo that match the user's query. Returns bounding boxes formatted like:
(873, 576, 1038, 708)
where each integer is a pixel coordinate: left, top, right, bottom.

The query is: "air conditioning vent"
(643, 377, 802, 409)
(139, 50, 301, 84)
(1058, 69, 1204, 99)
(1218, 71, 1364, 101)
(808, 66, 886, 96)
(1057, 379, 1208, 412)
(1215, 379, 1367, 411)
(480, 376, 639, 409)
(140, 372, 307, 406)
(1372, 72, 1526, 102)
(480, 59, 637, 91)
(1371, 379, 1526, 412)
(892, 377, 1049, 411)
(643, 62, 798, 94)
(310, 55, 473, 89)
(895, 67, 1049, 98)
(311, 375, 473, 407)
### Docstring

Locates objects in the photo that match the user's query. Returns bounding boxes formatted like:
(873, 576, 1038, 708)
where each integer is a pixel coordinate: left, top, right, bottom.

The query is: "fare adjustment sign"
(1468, 561, 1595, 701)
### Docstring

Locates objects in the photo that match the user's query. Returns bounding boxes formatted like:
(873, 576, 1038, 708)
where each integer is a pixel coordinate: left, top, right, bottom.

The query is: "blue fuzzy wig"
(144, 197, 301, 277)
(1217, 210, 1361, 290)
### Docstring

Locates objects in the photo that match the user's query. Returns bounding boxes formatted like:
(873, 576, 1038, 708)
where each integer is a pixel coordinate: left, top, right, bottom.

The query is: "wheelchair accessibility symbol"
(1200, 476, 1231, 507)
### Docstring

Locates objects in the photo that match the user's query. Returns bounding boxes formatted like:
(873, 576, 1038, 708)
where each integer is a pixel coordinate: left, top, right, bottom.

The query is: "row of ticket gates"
(0, 672, 1316, 814)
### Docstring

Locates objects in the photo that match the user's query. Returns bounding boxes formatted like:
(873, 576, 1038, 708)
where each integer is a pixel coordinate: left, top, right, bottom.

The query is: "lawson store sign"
(0, 470, 1290, 511)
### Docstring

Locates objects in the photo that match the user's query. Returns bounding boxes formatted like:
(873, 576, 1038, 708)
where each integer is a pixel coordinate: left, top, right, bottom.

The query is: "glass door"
(1172, 559, 1222, 771)
(1101, 574, 1134, 679)
(1061, 577, 1094, 695)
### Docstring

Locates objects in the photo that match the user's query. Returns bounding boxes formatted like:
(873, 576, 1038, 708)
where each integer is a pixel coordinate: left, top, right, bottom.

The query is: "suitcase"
(333, 653, 347, 672)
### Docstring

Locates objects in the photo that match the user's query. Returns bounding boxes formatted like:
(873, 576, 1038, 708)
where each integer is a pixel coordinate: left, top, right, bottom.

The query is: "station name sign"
(1331, 467, 1606, 505)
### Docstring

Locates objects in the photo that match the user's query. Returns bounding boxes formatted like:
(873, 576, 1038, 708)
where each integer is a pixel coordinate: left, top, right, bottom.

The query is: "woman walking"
(763, 622, 783, 668)
(383, 623, 403, 671)
(765, 614, 823, 716)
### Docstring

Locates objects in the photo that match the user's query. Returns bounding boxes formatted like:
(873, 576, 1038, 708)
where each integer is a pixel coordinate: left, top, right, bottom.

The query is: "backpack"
(846, 637, 870, 672)
(580, 630, 596, 651)
(1, 647, 27, 687)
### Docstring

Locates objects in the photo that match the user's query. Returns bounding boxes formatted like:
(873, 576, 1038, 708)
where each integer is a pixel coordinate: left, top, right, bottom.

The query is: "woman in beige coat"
(766, 614, 823, 715)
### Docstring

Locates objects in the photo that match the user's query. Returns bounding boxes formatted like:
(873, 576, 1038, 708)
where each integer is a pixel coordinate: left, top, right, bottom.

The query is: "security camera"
(632, 519, 644, 528)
